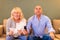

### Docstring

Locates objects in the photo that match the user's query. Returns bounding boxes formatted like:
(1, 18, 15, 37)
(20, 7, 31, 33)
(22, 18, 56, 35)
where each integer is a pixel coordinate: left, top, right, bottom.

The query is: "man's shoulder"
(42, 15, 50, 20)
(28, 15, 35, 21)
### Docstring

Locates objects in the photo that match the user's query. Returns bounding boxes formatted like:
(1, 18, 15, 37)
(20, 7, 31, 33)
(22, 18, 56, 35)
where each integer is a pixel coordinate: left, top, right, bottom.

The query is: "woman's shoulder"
(22, 18, 26, 21)
(21, 18, 26, 23)
(7, 18, 13, 22)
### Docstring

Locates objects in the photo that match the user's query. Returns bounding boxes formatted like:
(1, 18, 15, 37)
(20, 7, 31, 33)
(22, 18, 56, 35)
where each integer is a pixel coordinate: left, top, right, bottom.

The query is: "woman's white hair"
(11, 7, 24, 20)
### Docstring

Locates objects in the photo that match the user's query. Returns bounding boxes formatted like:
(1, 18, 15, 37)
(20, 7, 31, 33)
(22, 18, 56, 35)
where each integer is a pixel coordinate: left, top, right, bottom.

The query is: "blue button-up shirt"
(27, 14, 55, 37)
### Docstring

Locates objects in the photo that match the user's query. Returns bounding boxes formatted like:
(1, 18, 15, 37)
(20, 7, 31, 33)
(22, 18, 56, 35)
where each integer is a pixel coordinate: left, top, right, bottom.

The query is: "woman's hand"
(22, 29, 28, 36)
(8, 30, 13, 36)
(17, 30, 22, 35)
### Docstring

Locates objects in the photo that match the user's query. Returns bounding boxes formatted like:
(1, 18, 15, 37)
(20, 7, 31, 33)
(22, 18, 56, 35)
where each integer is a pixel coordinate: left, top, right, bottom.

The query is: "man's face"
(34, 6, 42, 16)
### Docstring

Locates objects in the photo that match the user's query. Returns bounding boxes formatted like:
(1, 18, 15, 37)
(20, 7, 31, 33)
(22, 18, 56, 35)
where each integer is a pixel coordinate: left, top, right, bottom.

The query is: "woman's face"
(12, 11, 20, 20)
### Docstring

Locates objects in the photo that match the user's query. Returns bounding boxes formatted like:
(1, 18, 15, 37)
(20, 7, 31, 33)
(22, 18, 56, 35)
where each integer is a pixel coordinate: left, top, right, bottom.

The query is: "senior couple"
(6, 5, 55, 40)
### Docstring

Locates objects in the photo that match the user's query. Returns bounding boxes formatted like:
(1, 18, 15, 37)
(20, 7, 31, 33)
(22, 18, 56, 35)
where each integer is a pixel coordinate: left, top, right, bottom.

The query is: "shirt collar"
(34, 14, 43, 20)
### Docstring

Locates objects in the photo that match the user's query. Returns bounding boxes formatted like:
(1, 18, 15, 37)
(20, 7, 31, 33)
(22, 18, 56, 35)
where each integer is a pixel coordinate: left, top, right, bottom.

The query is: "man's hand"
(49, 32, 55, 39)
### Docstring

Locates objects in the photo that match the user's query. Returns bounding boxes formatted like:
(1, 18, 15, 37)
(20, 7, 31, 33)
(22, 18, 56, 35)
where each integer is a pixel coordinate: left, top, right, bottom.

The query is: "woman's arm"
(6, 18, 13, 35)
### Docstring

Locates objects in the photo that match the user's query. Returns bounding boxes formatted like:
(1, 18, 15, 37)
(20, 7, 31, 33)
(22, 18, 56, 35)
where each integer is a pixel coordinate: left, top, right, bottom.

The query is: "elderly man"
(27, 5, 55, 40)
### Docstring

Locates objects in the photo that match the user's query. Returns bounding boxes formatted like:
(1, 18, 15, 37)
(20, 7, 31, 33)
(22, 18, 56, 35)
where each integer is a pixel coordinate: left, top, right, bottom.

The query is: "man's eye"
(36, 8, 38, 10)
(39, 8, 41, 10)
(35, 8, 41, 10)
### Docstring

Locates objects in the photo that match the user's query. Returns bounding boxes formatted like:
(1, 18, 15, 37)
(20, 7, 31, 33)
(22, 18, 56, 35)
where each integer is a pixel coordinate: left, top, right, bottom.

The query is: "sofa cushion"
(53, 19, 60, 34)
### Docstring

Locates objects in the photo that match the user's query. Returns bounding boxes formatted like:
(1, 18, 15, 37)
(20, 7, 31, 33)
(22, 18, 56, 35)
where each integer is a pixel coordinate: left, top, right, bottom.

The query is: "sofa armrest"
(0, 25, 3, 36)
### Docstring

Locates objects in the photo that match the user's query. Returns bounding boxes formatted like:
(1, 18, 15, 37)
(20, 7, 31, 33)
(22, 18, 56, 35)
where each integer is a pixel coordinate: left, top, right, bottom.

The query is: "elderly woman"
(6, 7, 28, 40)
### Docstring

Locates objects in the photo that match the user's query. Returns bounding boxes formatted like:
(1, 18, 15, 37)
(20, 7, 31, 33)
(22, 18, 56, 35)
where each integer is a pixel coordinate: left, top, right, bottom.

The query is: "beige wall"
(0, 0, 60, 24)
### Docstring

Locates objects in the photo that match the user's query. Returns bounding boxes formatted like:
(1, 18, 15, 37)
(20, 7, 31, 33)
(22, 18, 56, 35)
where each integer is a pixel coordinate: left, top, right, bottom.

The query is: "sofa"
(0, 19, 60, 40)
(0, 19, 7, 36)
